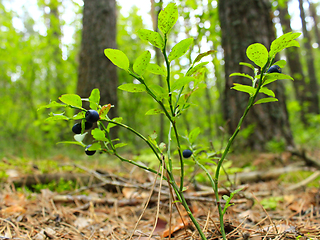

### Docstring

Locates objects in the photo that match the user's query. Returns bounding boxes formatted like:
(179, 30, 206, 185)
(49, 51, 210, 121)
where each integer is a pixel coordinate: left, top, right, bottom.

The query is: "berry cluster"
(72, 109, 100, 156)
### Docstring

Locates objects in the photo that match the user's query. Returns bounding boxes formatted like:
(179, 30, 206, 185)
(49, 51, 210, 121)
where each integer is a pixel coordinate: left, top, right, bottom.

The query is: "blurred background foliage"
(1, 0, 320, 160)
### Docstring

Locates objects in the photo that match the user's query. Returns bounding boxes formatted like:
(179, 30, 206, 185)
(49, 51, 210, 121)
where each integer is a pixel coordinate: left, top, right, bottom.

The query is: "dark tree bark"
(150, 0, 165, 143)
(278, 2, 309, 125)
(218, 0, 294, 151)
(308, 1, 320, 47)
(298, 0, 319, 114)
(77, 0, 118, 137)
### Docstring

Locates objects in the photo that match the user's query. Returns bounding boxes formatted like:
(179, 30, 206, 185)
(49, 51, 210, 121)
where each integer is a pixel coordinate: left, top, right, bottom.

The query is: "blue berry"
(182, 149, 193, 158)
(267, 65, 281, 73)
(85, 110, 100, 123)
(72, 122, 93, 134)
(85, 144, 96, 156)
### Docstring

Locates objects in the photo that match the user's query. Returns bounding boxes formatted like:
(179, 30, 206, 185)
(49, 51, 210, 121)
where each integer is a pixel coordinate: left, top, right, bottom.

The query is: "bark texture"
(298, 0, 319, 115)
(278, 2, 309, 125)
(77, 0, 118, 127)
(218, 0, 294, 150)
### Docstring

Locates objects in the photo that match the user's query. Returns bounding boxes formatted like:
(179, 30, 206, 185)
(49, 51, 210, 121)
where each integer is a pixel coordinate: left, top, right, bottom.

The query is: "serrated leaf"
(254, 97, 278, 105)
(38, 101, 66, 111)
(145, 108, 164, 115)
(104, 48, 129, 71)
(91, 128, 108, 141)
(189, 127, 201, 144)
(137, 29, 164, 49)
(259, 87, 275, 97)
(168, 38, 193, 62)
(246, 43, 269, 68)
(273, 60, 286, 68)
(239, 62, 255, 71)
(59, 94, 82, 108)
(231, 83, 255, 95)
(186, 62, 209, 76)
(118, 83, 146, 93)
(262, 73, 294, 86)
(269, 32, 301, 58)
(229, 72, 254, 82)
(158, 2, 178, 34)
(171, 76, 195, 91)
(133, 51, 151, 75)
(193, 50, 216, 64)
(89, 88, 100, 110)
(146, 63, 166, 76)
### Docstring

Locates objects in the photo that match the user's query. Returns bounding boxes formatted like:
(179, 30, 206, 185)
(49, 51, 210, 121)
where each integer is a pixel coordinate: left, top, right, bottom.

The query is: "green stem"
(213, 65, 267, 240)
(162, 35, 174, 116)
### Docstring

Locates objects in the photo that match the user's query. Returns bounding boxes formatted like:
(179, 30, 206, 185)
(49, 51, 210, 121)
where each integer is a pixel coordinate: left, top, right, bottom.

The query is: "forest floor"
(0, 151, 319, 239)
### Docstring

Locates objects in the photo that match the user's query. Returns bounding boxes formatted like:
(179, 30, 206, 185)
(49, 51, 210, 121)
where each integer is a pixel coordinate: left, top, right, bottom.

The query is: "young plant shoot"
(40, 2, 300, 239)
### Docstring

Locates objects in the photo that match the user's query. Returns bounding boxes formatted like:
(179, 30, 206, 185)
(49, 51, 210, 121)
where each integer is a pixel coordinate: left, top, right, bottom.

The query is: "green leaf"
(168, 38, 194, 62)
(186, 62, 209, 76)
(149, 84, 167, 101)
(137, 29, 164, 49)
(229, 72, 254, 82)
(87, 142, 101, 151)
(91, 128, 108, 141)
(72, 111, 86, 120)
(269, 32, 301, 58)
(231, 83, 255, 96)
(145, 108, 164, 115)
(239, 62, 255, 71)
(59, 94, 82, 108)
(146, 63, 166, 76)
(118, 83, 146, 93)
(104, 48, 130, 71)
(114, 143, 128, 149)
(57, 141, 85, 147)
(259, 87, 275, 97)
(189, 127, 201, 144)
(38, 101, 66, 111)
(171, 77, 195, 91)
(45, 114, 70, 121)
(254, 97, 278, 105)
(246, 43, 269, 68)
(262, 73, 294, 86)
(273, 59, 286, 68)
(107, 117, 123, 130)
(158, 2, 178, 34)
(193, 50, 216, 64)
(133, 51, 151, 75)
(89, 88, 100, 110)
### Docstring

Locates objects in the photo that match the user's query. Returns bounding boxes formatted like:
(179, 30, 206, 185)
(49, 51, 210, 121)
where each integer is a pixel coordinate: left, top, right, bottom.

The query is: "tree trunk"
(150, 0, 165, 143)
(278, 2, 309, 125)
(77, 0, 118, 137)
(308, 1, 320, 46)
(298, 0, 319, 114)
(218, 0, 294, 151)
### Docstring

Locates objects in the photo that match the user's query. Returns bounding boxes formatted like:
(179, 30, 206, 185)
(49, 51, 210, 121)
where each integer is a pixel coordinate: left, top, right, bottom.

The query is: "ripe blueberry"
(72, 122, 93, 134)
(85, 110, 100, 123)
(85, 144, 96, 156)
(267, 65, 281, 74)
(182, 149, 193, 158)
